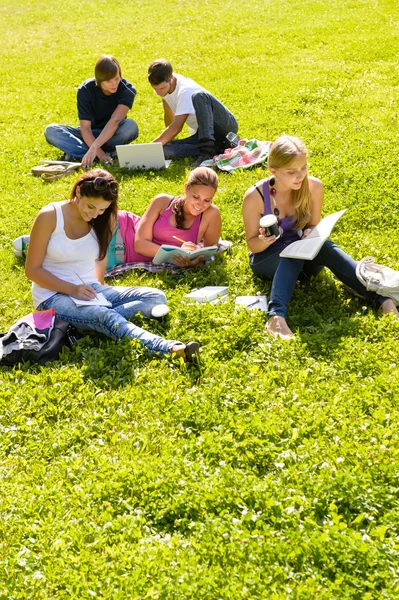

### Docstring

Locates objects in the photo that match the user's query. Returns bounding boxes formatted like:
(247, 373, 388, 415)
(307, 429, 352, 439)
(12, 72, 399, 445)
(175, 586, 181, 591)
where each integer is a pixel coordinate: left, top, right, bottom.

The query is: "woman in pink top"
(134, 167, 221, 267)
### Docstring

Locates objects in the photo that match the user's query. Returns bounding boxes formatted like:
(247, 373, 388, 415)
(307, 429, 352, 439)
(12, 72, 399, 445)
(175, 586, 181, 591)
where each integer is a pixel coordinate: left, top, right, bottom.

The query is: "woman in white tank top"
(25, 168, 199, 360)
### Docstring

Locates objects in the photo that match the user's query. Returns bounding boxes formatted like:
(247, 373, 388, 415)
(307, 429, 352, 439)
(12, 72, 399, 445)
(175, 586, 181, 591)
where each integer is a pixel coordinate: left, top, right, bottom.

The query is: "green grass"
(2, 0, 399, 597)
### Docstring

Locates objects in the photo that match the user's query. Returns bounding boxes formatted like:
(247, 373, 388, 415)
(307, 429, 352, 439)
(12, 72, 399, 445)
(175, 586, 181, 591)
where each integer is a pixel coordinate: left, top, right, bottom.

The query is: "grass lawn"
(1, 0, 399, 597)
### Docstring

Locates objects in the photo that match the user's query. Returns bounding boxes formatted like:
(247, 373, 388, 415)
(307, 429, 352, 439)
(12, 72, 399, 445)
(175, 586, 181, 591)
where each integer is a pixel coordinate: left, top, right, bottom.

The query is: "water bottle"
(226, 132, 241, 147)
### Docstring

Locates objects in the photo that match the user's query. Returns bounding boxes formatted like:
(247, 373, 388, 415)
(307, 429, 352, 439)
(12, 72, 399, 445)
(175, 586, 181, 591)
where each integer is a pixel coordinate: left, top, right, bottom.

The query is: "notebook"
(184, 286, 229, 303)
(69, 292, 112, 307)
(115, 142, 172, 170)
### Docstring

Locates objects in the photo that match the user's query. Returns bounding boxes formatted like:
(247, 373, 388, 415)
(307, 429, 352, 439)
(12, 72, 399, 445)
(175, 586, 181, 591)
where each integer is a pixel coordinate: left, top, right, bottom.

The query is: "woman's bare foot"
(381, 299, 399, 318)
(266, 316, 295, 340)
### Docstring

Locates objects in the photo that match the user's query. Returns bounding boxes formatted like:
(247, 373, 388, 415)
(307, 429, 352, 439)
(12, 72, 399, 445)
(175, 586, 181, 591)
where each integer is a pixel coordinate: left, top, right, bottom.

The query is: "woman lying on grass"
(106, 166, 222, 270)
(16, 167, 222, 272)
(25, 168, 199, 359)
(242, 135, 399, 340)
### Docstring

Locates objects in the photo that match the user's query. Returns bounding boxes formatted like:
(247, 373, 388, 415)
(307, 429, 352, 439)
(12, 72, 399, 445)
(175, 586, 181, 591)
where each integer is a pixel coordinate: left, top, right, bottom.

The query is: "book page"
(279, 209, 346, 260)
(306, 209, 346, 240)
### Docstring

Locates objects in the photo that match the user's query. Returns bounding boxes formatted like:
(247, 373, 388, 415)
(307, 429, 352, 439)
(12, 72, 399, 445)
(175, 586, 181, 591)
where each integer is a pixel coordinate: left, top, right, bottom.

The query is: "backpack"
(0, 318, 78, 367)
(356, 257, 399, 303)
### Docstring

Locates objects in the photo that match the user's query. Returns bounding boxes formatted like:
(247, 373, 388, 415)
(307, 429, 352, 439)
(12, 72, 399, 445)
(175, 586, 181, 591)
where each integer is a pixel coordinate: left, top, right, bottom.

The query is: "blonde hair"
(268, 135, 312, 230)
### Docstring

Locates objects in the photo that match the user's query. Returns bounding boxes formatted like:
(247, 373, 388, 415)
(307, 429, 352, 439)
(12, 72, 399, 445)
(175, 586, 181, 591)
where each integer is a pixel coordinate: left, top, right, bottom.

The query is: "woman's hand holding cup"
(259, 214, 280, 247)
(258, 228, 277, 247)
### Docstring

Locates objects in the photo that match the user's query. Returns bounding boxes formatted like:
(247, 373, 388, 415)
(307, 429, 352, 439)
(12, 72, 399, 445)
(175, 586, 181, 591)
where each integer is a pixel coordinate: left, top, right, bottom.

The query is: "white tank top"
(32, 201, 100, 308)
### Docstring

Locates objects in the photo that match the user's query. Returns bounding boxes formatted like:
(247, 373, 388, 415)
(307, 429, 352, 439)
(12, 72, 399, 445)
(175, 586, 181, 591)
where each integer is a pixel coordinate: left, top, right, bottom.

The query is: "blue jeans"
(44, 119, 139, 157)
(37, 283, 178, 355)
(250, 240, 389, 318)
(163, 91, 238, 159)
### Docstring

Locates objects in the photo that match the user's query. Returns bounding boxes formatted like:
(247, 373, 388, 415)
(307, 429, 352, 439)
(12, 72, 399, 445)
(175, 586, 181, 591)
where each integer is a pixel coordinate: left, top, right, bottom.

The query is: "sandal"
(31, 161, 82, 181)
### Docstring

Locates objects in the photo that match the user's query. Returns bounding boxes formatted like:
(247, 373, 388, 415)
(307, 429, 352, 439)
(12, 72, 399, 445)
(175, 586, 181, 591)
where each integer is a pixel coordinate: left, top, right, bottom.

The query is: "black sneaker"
(185, 341, 201, 363)
(191, 153, 214, 167)
(191, 138, 216, 167)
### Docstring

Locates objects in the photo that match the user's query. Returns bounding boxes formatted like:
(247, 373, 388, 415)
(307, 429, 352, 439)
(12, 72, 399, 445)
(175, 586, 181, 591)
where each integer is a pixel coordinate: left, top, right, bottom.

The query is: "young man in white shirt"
(148, 59, 238, 167)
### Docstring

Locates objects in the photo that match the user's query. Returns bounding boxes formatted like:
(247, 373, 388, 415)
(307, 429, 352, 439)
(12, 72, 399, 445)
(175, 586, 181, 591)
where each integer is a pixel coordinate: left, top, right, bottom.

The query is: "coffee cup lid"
(259, 214, 277, 227)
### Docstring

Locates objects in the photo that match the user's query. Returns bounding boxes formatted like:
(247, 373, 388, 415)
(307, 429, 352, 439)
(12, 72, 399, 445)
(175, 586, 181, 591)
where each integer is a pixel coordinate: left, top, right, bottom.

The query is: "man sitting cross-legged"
(148, 58, 238, 167)
(44, 55, 138, 169)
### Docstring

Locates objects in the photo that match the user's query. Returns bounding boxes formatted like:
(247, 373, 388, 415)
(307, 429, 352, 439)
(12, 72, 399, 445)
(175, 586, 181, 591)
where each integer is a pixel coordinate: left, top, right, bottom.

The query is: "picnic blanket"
(105, 240, 232, 278)
(201, 139, 272, 172)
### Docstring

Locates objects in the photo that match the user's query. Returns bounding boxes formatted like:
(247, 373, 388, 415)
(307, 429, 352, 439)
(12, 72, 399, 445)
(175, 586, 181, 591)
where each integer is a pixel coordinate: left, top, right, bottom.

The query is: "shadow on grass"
(111, 156, 191, 185)
(0, 327, 203, 389)
(250, 269, 383, 358)
(106, 249, 232, 293)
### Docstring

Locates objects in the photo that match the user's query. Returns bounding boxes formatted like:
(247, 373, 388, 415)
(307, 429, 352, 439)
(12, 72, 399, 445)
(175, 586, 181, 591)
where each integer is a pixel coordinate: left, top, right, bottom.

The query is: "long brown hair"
(70, 168, 118, 260)
(268, 136, 312, 230)
(172, 167, 219, 229)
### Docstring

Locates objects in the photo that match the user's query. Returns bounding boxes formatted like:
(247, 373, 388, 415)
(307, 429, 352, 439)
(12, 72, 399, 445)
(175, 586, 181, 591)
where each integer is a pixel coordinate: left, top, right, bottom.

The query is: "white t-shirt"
(163, 73, 205, 136)
(32, 202, 100, 308)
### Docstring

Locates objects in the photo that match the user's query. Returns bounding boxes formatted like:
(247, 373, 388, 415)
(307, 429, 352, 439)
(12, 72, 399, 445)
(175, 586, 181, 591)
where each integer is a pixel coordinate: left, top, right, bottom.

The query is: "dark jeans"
(44, 119, 139, 157)
(163, 91, 238, 159)
(250, 240, 388, 318)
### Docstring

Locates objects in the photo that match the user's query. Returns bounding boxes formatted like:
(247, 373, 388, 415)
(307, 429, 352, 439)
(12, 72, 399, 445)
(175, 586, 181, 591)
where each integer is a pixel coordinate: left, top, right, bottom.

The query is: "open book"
(152, 244, 218, 266)
(279, 210, 346, 260)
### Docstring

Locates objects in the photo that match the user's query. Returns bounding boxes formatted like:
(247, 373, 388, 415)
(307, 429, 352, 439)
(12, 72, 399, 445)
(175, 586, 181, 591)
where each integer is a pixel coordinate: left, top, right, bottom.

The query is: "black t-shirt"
(77, 77, 136, 129)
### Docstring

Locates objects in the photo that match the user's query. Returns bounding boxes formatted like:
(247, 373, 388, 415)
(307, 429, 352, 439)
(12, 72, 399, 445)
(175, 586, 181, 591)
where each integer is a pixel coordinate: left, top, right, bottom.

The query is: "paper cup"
(259, 214, 280, 239)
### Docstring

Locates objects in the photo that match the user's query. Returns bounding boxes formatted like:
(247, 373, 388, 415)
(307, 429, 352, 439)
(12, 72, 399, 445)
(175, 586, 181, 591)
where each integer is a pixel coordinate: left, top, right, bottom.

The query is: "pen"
(247, 298, 261, 308)
(74, 271, 98, 299)
(172, 235, 188, 244)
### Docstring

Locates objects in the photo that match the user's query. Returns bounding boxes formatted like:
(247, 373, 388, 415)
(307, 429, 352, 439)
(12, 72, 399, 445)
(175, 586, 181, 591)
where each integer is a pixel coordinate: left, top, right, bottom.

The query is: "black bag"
(0, 318, 78, 367)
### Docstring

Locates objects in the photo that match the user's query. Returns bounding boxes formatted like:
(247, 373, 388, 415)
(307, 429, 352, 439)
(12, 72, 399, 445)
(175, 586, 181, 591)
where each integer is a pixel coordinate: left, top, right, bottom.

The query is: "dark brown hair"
(148, 59, 173, 85)
(172, 167, 219, 229)
(70, 168, 118, 260)
(95, 55, 121, 85)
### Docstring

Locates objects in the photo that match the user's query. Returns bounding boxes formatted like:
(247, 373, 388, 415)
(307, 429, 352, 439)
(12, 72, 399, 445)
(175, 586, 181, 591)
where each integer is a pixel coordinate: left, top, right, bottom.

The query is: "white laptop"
(115, 142, 171, 170)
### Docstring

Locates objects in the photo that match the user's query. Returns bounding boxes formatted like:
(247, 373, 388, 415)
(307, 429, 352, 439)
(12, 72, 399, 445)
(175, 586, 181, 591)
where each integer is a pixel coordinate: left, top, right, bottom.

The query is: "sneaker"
(191, 153, 214, 168)
(191, 138, 216, 167)
(185, 341, 201, 363)
(150, 304, 170, 319)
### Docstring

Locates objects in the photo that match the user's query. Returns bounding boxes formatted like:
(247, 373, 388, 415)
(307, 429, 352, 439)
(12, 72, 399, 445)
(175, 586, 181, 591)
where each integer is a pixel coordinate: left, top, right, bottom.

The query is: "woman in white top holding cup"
(242, 135, 398, 340)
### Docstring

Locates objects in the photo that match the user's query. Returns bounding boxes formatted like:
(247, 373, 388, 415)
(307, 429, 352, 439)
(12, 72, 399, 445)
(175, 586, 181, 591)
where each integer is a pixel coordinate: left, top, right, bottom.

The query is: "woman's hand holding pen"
(180, 241, 200, 252)
(171, 235, 204, 267)
(73, 272, 97, 300)
(72, 284, 97, 300)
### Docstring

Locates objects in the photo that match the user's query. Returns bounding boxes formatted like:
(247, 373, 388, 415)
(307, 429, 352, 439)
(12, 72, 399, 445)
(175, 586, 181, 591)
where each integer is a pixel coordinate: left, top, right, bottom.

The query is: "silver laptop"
(115, 142, 171, 170)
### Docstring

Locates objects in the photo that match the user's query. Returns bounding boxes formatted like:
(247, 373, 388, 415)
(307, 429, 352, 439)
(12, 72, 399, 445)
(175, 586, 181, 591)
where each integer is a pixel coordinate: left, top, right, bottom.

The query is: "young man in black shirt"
(44, 55, 138, 168)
